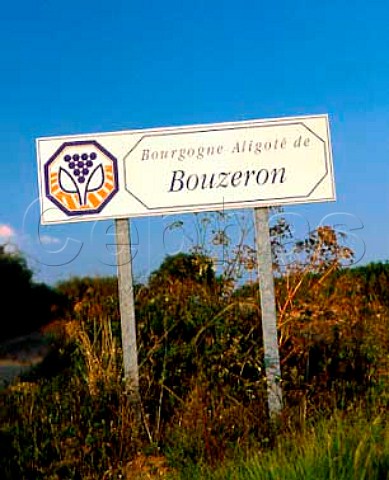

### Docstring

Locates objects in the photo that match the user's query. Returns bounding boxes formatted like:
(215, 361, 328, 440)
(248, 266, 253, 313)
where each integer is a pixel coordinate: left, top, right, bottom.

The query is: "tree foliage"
(1, 216, 388, 475)
(0, 246, 62, 341)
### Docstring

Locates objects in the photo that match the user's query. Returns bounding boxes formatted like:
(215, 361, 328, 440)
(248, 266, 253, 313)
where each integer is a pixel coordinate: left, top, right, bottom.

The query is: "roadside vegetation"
(0, 245, 62, 342)
(0, 212, 388, 479)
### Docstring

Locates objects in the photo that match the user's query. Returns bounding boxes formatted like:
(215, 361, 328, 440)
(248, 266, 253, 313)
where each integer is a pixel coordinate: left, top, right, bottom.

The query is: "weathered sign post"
(36, 114, 335, 419)
(115, 218, 139, 395)
(254, 207, 283, 414)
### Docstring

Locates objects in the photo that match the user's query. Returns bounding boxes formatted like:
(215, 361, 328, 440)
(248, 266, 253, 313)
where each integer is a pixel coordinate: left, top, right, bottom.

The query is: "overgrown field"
(0, 222, 388, 479)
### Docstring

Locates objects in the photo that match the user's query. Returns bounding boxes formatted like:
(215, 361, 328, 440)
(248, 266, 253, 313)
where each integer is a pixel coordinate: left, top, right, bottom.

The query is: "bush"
(0, 246, 63, 341)
(1, 245, 388, 476)
(0, 318, 141, 479)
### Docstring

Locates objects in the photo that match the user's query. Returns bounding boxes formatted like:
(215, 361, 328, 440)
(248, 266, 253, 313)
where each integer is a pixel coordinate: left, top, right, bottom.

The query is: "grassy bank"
(173, 404, 389, 480)
(0, 256, 388, 478)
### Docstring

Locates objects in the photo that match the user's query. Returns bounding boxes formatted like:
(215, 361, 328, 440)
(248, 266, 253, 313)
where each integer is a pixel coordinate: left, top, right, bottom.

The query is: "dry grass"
(65, 317, 122, 396)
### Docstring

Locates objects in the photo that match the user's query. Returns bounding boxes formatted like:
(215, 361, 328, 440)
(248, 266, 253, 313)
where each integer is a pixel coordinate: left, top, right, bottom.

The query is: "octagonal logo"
(44, 140, 119, 216)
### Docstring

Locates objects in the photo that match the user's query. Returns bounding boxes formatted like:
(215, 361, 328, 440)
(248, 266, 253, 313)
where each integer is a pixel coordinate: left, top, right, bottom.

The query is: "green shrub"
(0, 247, 63, 341)
(1, 247, 388, 476)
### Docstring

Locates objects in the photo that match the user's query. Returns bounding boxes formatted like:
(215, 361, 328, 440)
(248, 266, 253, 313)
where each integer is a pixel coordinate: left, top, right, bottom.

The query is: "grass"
(172, 403, 389, 480)
(0, 257, 388, 478)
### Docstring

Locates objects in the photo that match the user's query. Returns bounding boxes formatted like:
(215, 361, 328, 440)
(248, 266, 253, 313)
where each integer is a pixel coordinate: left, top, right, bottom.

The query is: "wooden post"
(254, 207, 283, 416)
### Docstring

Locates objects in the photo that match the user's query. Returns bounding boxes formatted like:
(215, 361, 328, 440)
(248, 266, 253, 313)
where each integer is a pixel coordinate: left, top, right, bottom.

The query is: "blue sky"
(0, 0, 388, 284)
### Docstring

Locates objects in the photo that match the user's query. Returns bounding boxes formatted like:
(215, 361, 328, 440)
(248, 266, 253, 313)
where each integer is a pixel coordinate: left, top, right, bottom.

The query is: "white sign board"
(36, 114, 335, 224)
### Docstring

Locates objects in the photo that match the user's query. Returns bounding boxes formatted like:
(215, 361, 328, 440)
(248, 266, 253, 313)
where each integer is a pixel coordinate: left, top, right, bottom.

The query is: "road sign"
(36, 114, 337, 419)
(36, 115, 335, 224)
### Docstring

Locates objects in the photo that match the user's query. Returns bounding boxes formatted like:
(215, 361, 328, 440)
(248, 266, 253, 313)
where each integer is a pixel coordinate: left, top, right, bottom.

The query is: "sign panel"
(36, 114, 335, 224)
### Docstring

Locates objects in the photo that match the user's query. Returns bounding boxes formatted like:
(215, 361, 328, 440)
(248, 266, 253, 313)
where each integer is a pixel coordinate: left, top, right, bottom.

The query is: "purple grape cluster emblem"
(59, 151, 105, 206)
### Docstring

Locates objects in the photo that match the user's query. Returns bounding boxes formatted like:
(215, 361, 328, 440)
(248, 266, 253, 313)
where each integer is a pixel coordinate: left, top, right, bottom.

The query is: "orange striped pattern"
(48, 163, 116, 213)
